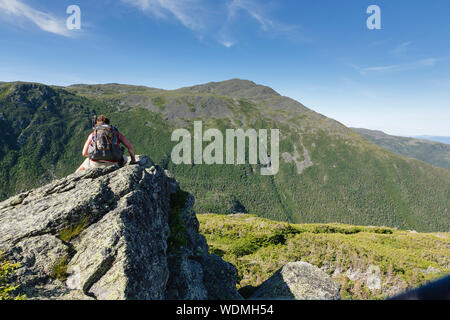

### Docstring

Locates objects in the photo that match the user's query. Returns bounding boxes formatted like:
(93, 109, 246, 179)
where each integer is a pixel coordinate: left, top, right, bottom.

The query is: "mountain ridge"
(413, 136, 450, 145)
(352, 127, 450, 170)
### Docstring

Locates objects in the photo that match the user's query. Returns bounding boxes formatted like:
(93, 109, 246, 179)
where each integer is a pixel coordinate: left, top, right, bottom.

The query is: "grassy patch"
(59, 217, 90, 242)
(49, 256, 69, 282)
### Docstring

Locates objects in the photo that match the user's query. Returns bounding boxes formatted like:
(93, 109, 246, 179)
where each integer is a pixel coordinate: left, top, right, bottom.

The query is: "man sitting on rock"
(76, 115, 136, 172)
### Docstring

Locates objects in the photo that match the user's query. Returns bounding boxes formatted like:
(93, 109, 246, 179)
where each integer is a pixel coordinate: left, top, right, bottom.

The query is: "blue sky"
(0, 0, 449, 136)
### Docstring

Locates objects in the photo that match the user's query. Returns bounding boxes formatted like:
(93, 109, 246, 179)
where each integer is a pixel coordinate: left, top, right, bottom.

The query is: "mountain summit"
(0, 156, 242, 300)
(180, 79, 280, 98)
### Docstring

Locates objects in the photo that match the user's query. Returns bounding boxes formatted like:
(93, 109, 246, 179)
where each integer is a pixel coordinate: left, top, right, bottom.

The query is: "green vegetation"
(49, 256, 69, 282)
(58, 217, 90, 242)
(352, 128, 450, 170)
(198, 214, 450, 300)
(0, 252, 26, 300)
(152, 96, 166, 111)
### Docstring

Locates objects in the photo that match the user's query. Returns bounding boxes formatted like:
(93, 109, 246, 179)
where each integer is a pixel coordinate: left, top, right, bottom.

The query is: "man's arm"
(118, 132, 136, 163)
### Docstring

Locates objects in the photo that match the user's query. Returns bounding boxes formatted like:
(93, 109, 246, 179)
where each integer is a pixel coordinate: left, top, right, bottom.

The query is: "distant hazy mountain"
(352, 128, 450, 171)
(1, 80, 449, 232)
(413, 136, 450, 145)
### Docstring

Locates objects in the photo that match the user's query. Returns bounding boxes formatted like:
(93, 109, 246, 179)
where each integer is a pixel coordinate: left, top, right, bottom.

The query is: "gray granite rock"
(250, 261, 341, 300)
(0, 156, 242, 300)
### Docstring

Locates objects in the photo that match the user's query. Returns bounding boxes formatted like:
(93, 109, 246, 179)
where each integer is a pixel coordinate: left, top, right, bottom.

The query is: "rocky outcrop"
(250, 262, 341, 300)
(0, 156, 242, 300)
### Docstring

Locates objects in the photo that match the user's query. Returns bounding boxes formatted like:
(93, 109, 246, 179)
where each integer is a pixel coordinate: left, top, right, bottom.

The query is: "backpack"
(88, 124, 124, 161)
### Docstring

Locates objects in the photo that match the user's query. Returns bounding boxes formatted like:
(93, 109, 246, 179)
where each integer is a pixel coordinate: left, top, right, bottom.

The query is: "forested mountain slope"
(352, 128, 450, 170)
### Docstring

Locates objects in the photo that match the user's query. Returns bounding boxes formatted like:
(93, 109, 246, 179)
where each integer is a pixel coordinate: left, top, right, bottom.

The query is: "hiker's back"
(88, 124, 124, 162)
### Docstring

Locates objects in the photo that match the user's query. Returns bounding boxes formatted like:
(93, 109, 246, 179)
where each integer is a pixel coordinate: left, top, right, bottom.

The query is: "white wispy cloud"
(0, 0, 70, 36)
(221, 0, 304, 46)
(417, 58, 440, 67)
(221, 40, 236, 48)
(391, 41, 412, 56)
(352, 57, 448, 75)
(122, 0, 206, 32)
(122, 0, 303, 47)
(217, 0, 274, 47)
(227, 0, 274, 31)
(363, 65, 400, 72)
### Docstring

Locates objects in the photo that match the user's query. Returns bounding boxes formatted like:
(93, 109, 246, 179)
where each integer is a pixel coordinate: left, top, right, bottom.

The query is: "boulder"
(250, 261, 341, 300)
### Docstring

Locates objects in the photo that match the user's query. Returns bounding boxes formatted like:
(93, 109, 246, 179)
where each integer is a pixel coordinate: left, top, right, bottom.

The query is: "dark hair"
(96, 115, 110, 125)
